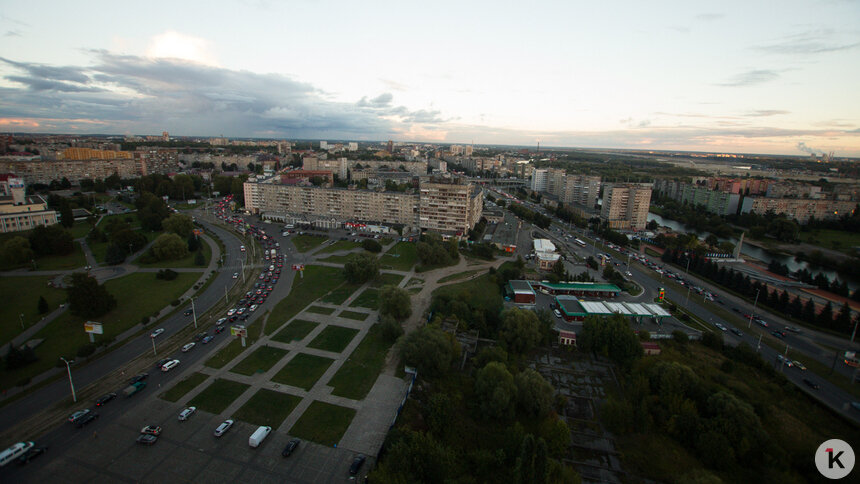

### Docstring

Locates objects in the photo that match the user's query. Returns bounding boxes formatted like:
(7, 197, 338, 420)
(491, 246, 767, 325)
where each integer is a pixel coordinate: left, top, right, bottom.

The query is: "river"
(646, 213, 858, 289)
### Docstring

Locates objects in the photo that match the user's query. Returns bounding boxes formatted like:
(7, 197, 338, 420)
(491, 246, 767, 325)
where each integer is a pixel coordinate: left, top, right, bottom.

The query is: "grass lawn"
(307, 325, 359, 353)
(329, 324, 393, 400)
(349, 288, 379, 309)
(204, 320, 263, 369)
(292, 234, 327, 253)
(97, 213, 141, 229)
(289, 401, 356, 447)
(372, 273, 404, 287)
(338, 310, 369, 321)
(432, 265, 504, 317)
(160, 372, 209, 402)
(0, 276, 67, 346)
(0, 271, 198, 391)
(272, 319, 319, 344)
(798, 228, 860, 254)
(317, 240, 361, 254)
(230, 346, 289, 376)
(36, 242, 87, 271)
(318, 253, 367, 264)
(233, 388, 302, 428)
(134, 238, 211, 269)
(320, 282, 362, 305)
(266, 266, 345, 335)
(68, 222, 93, 239)
(438, 269, 482, 284)
(188, 378, 250, 414)
(272, 353, 334, 390)
(378, 242, 417, 271)
(306, 306, 335, 315)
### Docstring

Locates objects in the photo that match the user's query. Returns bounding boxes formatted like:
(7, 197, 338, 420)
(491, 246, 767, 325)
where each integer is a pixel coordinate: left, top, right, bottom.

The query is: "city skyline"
(1, 0, 859, 156)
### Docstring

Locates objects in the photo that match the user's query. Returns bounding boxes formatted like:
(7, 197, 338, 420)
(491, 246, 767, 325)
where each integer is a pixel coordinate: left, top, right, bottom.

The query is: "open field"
(289, 401, 356, 447)
(0, 276, 67, 346)
(272, 353, 334, 390)
(349, 288, 379, 309)
(292, 235, 327, 253)
(320, 282, 362, 305)
(305, 306, 335, 315)
(233, 388, 302, 428)
(307, 325, 359, 353)
(316, 240, 361, 254)
(378, 242, 417, 271)
(230, 346, 288, 376)
(35, 243, 87, 271)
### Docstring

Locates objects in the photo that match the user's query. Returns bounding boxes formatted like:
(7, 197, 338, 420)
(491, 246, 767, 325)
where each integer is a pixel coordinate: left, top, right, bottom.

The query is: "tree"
(105, 243, 127, 265)
(67, 272, 116, 318)
(0, 236, 35, 267)
(29, 225, 74, 256)
(151, 233, 188, 261)
(59, 201, 74, 227)
(4, 343, 37, 370)
(361, 238, 382, 253)
(343, 253, 379, 284)
(161, 214, 193, 238)
(498, 308, 542, 356)
(379, 314, 404, 342)
(37, 295, 49, 314)
(579, 314, 643, 370)
(515, 369, 554, 417)
(110, 228, 147, 254)
(475, 361, 517, 420)
(397, 326, 460, 377)
(379, 285, 412, 320)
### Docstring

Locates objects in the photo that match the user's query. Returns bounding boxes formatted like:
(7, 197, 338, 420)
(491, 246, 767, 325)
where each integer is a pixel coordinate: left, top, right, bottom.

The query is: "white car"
(150, 328, 164, 338)
(181, 342, 196, 352)
(214, 419, 234, 437)
(237, 307, 246, 315)
(227, 308, 237, 316)
(249, 304, 258, 312)
(232, 273, 238, 279)
(178, 406, 196, 421)
(216, 317, 228, 325)
(161, 359, 180, 372)
(240, 245, 246, 252)
(553, 309, 562, 318)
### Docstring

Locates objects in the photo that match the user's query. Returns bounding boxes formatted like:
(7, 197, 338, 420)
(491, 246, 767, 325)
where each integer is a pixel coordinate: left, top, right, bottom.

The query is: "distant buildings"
(530, 168, 601, 208)
(600, 183, 652, 231)
(0, 175, 58, 233)
(741, 197, 857, 223)
(653, 180, 739, 216)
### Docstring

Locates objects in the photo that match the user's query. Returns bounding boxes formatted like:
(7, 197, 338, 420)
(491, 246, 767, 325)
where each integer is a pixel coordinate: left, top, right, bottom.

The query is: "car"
(730, 328, 743, 337)
(232, 272, 239, 279)
(194, 332, 208, 341)
(184, 308, 193, 317)
(140, 425, 162, 436)
(155, 358, 171, 369)
(181, 342, 196, 352)
(349, 454, 366, 475)
(129, 372, 149, 384)
(202, 335, 214, 344)
(214, 419, 234, 437)
(240, 245, 246, 252)
(16, 446, 47, 465)
(179, 406, 197, 421)
(68, 409, 91, 423)
(161, 359, 180, 372)
(771, 330, 785, 339)
(150, 328, 165, 338)
(216, 317, 228, 325)
(776, 355, 793, 367)
(282, 438, 300, 457)
(715, 323, 727, 332)
(249, 304, 258, 312)
(256, 298, 265, 304)
(553, 309, 562, 318)
(803, 378, 820, 390)
(95, 393, 117, 407)
(76, 412, 99, 428)
(227, 308, 237, 316)
(136, 434, 158, 445)
(237, 307, 246, 315)
(792, 360, 807, 370)
(239, 313, 250, 321)
(229, 315, 239, 322)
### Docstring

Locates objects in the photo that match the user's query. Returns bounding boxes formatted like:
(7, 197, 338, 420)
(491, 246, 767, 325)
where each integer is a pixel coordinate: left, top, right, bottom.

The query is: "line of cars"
(0, 441, 47, 467)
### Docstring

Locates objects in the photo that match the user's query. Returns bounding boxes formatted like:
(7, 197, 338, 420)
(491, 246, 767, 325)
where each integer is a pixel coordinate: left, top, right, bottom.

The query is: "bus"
(574, 238, 586, 247)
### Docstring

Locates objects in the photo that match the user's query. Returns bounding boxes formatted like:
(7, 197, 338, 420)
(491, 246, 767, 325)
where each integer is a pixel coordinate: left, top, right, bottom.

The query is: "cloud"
(620, 117, 651, 127)
(718, 69, 781, 87)
(744, 110, 790, 117)
(755, 30, 860, 55)
(356, 92, 393, 107)
(695, 13, 724, 21)
(146, 31, 219, 66)
(4, 30, 22, 37)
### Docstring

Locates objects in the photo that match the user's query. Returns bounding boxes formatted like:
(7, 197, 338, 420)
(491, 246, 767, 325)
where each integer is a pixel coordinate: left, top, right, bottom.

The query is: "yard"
(320, 282, 362, 305)
(160, 372, 209, 403)
(134, 236, 212, 269)
(328, 324, 393, 400)
(291, 234, 327, 253)
(35, 242, 87, 271)
(0, 276, 67, 346)
(230, 346, 289, 376)
(188, 378, 250, 414)
(307, 325, 359, 353)
(271, 320, 319, 344)
(378, 242, 417, 271)
(271, 353, 334, 390)
(316, 240, 361, 254)
(289, 401, 356, 447)
(265, 265, 345, 335)
(233, 388, 302, 428)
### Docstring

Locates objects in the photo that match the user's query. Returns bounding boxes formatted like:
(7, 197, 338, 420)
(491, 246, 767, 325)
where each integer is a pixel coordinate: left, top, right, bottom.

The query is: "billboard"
(291, 264, 305, 271)
(84, 321, 104, 334)
(230, 325, 247, 337)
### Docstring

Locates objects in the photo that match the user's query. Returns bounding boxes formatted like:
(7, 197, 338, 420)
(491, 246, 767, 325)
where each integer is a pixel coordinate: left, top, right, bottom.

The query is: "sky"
(1, 0, 859, 156)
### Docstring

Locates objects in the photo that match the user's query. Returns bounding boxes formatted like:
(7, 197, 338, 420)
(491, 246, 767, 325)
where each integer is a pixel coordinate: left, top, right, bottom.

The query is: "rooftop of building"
(531, 280, 621, 293)
(555, 296, 670, 318)
(508, 280, 534, 294)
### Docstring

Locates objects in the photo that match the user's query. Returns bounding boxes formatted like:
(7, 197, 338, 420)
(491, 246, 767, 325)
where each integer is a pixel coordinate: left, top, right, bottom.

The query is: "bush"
(170, 299, 180, 306)
(380, 314, 405, 343)
(194, 250, 205, 266)
(361, 239, 383, 253)
(156, 269, 178, 280)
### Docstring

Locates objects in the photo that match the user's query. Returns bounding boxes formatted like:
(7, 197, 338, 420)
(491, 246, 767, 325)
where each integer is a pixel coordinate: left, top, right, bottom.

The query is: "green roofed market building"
(505, 280, 622, 303)
(554, 295, 672, 322)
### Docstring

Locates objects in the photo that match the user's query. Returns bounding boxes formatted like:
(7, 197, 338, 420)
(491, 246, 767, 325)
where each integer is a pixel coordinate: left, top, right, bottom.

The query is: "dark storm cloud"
(0, 53, 441, 138)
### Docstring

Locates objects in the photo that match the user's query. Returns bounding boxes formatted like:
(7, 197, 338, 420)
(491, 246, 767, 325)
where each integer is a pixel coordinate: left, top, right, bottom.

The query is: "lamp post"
(190, 297, 198, 329)
(747, 289, 760, 329)
(19, 313, 24, 330)
(151, 335, 157, 356)
(59, 357, 77, 402)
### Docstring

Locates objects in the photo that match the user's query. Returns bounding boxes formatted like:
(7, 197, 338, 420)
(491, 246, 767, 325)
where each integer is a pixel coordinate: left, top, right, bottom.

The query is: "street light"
(190, 297, 198, 329)
(19, 313, 24, 330)
(59, 357, 77, 402)
(747, 289, 760, 329)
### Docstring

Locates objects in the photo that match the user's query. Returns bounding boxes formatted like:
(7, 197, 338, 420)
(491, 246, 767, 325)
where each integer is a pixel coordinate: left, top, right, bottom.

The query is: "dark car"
(194, 332, 208, 342)
(155, 358, 171, 369)
(729, 328, 743, 337)
(129, 373, 149, 384)
(136, 434, 158, 445)
(214, 325, 225, 334)
(349, 454, 366, 475)
(16, 446, 47, 465)
(282, 438, 301, 457)
(95, 392, 117, 407)
(771, 330, 786, 339)
(184, 309, 193, 316)
(76, 412, 99, 428)
(239, 313, 250, 321)
(803, 378, 820, 390)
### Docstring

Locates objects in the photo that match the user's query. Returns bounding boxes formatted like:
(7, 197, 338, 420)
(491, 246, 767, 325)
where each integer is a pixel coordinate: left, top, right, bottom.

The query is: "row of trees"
(508, 203, 552, 229)
(416, 232, 459, 268)
(0, 224, 76, 269)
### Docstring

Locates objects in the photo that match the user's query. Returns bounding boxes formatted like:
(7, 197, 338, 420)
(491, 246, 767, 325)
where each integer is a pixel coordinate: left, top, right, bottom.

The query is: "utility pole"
(191, 297, 198, 329)
(747, 289, 760, 329)
(19, 313, 24, 330)
(151, 336, 157, 356)
(59, 357, 77, 402)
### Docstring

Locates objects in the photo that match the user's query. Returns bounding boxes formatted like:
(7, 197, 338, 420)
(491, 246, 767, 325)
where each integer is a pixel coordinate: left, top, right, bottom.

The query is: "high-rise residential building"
(530, 169, 548, 192)
(348, 142, 358, 152)
(0, 175, 58, 233)
(60, 147, 131, 160)
(465, 145, 473, 157)
(302, 156, 348, 180)
(545, 168, 566, 198)
(563, 174, 601, 208)
(387, 140, 394, 153)
(162, 131, 170, 142)
(740, 198, 856, 223)
(320, 141, 328, 149)
(600, 183, 652, 231)
(418, 177, 483, 234)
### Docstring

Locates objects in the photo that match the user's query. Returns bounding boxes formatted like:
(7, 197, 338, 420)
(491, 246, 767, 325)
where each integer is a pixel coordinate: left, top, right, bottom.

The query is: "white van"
(161, 359, 180, 372)
(248, 426, 272, 448)
(0, 441, 33, 467)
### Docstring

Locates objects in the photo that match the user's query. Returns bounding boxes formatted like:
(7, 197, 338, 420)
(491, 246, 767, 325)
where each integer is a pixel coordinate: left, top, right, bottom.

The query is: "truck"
(123, 381, 147, 397)
(248, 425, 271, 448)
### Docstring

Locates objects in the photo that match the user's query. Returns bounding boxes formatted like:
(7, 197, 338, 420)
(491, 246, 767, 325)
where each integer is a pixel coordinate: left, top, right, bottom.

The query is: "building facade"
(740, 197, 857, 223)
(418, 178, 483, 234)
(0, 175, 58, 233)
(600, 183, 652, 231)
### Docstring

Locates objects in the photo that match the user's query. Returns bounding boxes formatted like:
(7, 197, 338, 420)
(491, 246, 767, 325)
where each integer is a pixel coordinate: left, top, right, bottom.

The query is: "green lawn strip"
(371, 273, 405, 287)
(35, 242, 87, 271)
(134, 238, 212, 269)
(0, 271, 198, 391)
(416, 257, 460, 273)
(96, 213, 141, 229)
(233, 388, 302, 428)
(320, 282, 363, 305)
(271, 353, 334, 390)
(338, 310, 369, 321)
(0, 276, 67, 346)
(797, 229, 860, 255)
(272, 320, 319, 344)
(188, 378, 250, 414)
(307, 325, 359, 353)
(292, 235, 327, 253)
(349, 288, 379, 309)
(160, 372, 209, 402)
(378, 242, 417, 271)
(265, 265, 345, 335)
(306, 306, 335, 315)
(329, 324, 393, 400)
(438, 269, 482, 284)
(68, 222, 93, 239)
(318, 253, 365, 264)
(289, 401, 356, 447)
(317, 240, 361, 254)
(205, 321, 263, 369)
(230, 346, 289, 376)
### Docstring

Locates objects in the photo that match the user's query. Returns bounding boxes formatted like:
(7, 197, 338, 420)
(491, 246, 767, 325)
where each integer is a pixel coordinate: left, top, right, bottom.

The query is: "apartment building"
(740, 197, 857, 223)
(530, 168, 548, 192)
(418, 178, 483, 234)
(0, 158, 140, 184)
(562, 174, 601, 208)
(600, 183, 652, 231)
(0, 175, 58, 233)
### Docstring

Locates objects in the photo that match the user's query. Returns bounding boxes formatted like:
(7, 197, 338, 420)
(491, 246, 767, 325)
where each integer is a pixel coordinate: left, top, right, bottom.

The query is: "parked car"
(76, 412, 99, 428)
(214, 325, 225, 334)
(771, 330, 786, 339)
(154, 358, 171, 369)
(140, 425, 162, 436)
(349, 454, 366, 475)
(803, 378, 820, 390)
(181, 342, 196, 353)
(232, 272, 239, 279)
(179, 407, 197, 421)
(214, 420, 234, 437)
(15, 446, 47, 465)
(202, 335, 214, 344)
(95, 393, 117, 407)
(282, 438, 300, 457)
(183, 309, 193, 317)
(150, 328, 164, 338)
(792, 361, 807, 370)
(136, 434, 158, 445)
